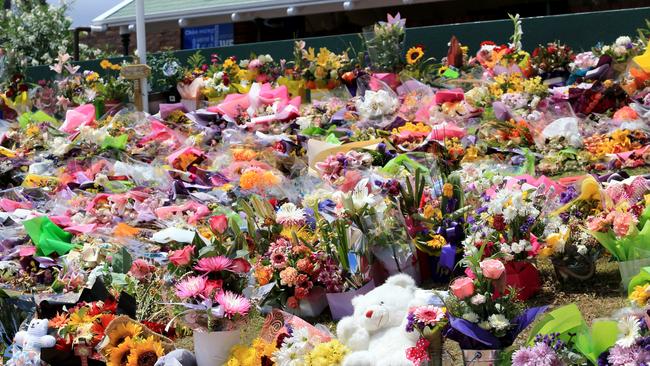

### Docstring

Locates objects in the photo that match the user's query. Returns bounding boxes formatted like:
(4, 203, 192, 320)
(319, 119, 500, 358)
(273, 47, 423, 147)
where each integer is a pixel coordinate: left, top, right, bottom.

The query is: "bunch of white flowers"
(355, 89, 399, 120)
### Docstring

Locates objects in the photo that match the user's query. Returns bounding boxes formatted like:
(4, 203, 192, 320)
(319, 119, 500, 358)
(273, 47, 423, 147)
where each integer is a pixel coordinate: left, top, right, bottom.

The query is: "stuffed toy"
(7, 318, 56, 366)
(154, 349, 197, 366)
(336, 274, 431, 366)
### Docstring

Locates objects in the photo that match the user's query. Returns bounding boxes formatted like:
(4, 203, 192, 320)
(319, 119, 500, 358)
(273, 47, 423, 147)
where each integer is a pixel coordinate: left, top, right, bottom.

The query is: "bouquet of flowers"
(598, 314, 650, 366)
(363, 13, 406, 72)
(294, 42, 349, 90)
(593, 36, 643, 64)
(531, 41, 576, 77)
(443, 245, 546, 350)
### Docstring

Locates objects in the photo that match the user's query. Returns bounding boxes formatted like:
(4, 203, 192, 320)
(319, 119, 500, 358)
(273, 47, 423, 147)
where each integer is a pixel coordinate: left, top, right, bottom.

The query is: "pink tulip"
(450, 277, 474, 299)
(479, 259, 505, 280)
(209, 215, 229, 235)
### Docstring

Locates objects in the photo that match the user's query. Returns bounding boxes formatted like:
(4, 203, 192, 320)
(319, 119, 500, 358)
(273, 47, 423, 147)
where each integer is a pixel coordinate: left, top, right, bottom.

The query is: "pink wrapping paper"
(59, 104, 96, 133)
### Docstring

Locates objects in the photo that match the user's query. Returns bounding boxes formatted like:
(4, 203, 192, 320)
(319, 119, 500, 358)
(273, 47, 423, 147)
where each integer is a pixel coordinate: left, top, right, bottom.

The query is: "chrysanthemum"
(413, 305, 446, 326)
(107, 336, 134, 366)
(511, 346, 535, 366)
(107, 322, 142, 348)
(175, 275, 207, 299)
(216, 291, 251, 318)
(194, 256, 234, 273)
(126, 336, 164, 366)
(276, 203, 306, 227)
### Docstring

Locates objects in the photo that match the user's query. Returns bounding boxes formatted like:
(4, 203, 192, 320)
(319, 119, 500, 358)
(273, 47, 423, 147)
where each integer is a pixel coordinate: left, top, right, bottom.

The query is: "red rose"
(209, 215, 228, 234)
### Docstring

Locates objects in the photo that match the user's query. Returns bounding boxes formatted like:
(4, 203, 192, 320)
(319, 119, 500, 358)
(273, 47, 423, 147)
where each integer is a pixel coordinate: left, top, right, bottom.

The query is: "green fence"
(26, 6, 650, 90)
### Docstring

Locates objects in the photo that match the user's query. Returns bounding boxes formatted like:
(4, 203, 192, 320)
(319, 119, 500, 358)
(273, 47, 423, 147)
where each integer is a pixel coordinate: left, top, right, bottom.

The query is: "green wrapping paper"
(101, 134, 128, 150)
(627, 266, 650, 294)
(23, 216, 76, 256)
(588, 206, 650, 262)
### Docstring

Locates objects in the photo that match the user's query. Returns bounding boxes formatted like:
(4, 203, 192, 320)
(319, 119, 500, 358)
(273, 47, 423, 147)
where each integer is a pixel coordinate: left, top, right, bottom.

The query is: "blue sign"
(182, 24, 234, 49)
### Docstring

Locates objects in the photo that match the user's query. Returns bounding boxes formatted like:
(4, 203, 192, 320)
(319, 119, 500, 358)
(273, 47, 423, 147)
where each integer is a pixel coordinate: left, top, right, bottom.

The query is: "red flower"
(209, 215, 229, 234)
(492, 214, 506, 231)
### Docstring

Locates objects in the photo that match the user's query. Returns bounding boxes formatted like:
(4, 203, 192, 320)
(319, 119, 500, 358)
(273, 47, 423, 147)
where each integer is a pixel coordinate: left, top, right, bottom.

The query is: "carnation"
(488, 314, 510, 331)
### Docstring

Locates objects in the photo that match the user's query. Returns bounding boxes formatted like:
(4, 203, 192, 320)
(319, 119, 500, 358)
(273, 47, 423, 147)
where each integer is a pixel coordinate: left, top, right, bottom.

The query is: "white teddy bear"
(7, 318, 56, 366)
(336, 274, 431, 366)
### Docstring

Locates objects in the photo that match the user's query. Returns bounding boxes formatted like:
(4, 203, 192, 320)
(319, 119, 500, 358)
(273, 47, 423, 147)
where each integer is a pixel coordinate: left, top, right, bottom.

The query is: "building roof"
(93, 0, 437, 26)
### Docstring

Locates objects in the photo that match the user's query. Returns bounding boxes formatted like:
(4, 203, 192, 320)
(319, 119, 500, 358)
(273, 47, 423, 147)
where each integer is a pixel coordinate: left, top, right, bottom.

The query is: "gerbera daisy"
(413, 305, 446, 326)
(91, 313, 116, 344)
(616, 316, 641, 347)
(406, 46, 424, 65)
(175, 275, 207, 299)
(49, 312, 69, 328)
(107, 336, 134, 366)
(126, 336, 164, 366)
(194, 256, 233, 273)
(275, 203, 306, 227)
(108, 322, 142, 348)
(215, 291, 251, 318)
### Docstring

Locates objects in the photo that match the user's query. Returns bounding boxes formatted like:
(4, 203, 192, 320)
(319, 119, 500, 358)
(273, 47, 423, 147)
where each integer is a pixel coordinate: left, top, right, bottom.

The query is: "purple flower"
(607, 344, 642, 366)
(512, 347, 535, 366)
(405, 312, 415, 333)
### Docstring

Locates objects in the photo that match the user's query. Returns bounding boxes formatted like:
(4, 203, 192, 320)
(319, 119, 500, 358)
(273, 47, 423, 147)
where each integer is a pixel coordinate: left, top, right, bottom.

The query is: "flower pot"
(619, 258, 650, 289)
(326, 280, 375, 320)
(551, 257, 596, 282)
(193, 329, 241, 366)
(285, 287, 328, 318)
(503, 261, 541, 301)
(461, 349, 501, 366)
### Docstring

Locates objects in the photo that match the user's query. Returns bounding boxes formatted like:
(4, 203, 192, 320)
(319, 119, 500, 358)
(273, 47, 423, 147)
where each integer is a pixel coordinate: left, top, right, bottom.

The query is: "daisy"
(276, 202, 306, 227)
(175, 276, 207, 299)
(616, 316, 641, 347)
(194, 256, 233, 273)
(215, 291, 251, 318)
(413, 306, 446, 326)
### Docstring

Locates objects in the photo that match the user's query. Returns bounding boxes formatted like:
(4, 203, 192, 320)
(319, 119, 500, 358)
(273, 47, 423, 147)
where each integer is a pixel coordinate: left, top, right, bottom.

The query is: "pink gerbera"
(194, 256, 234, 273)
(175, 276, 207, 299)
(413, 305, 446, 326)
(215, 291, 251, 318)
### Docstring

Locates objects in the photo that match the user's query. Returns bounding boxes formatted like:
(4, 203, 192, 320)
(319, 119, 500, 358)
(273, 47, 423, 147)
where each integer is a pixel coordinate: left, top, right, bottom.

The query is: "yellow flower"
(111, 64, 121, 71)
(126, 336, 164, 366)
(426, 234, 447, 249)
(85, 72, 99, 82)
(305, 340, 349, 366)
(100, 59, 112, 70)
(406, 46, 424, 65)
(392, 122, 431, 135)
(68, 308, 96, 329)
(107, 322, 142, 348)
(629, 284, 650, 307)
(226, 344, 257, 366)
(442, 183, 454, 198)
(232, 148, 257, 161)
(252, 337, 276, 359)
(107, 336, 134, 366)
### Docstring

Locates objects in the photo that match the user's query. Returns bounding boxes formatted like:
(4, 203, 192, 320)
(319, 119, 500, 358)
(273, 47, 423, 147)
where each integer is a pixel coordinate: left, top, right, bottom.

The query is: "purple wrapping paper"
(159, 103, 189, 119)
(444, 306, 548, 349)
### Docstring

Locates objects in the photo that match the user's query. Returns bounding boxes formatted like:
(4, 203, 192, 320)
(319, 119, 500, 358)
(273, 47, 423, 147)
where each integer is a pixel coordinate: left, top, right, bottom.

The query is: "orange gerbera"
(91, 313, 116, 344)
(49, 312, 70, 328)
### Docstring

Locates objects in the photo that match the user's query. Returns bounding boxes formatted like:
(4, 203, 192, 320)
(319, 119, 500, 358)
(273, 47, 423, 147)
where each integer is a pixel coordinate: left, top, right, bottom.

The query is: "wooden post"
(120, 64, 151, 112)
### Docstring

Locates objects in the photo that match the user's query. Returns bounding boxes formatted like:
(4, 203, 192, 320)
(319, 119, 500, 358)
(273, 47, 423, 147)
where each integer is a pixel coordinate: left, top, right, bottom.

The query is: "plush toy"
(7, 318, 56, 366)
(336, 274, 431, 366)
(154, 349, 197, 366)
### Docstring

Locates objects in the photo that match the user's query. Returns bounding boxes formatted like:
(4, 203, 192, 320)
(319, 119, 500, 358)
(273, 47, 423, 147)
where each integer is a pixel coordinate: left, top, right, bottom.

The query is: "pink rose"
(450, 277, 474, 299)
(209, 215, 228, 235)
(129, 259, 155, 280)
(479, 259, 505, 280)
(612, 212, 637, 238)
(168, 245, 195, 266)
(230, 258, 252, 274)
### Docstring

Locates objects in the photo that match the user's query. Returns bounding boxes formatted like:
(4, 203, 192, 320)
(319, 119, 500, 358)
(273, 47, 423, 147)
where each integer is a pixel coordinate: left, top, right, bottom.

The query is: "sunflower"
(126, 336, 164, 366)
(107, 336, 134, 366)
(108, 322, 142, 348)
(406, 46, 424, 65)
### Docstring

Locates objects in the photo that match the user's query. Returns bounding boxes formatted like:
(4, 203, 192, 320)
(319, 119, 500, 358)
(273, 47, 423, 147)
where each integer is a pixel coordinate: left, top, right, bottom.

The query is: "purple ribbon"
(438, 221, 463, 269)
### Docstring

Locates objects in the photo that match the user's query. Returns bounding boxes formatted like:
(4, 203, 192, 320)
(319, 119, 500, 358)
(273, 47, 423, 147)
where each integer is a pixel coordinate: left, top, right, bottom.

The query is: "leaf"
(112, 247, 133, 274)
(192, 231, 206, 252)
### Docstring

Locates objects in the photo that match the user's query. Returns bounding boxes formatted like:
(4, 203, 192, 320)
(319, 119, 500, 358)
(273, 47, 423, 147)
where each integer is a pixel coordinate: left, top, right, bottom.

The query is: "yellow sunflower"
(107, 336, 134, 366)
(406, 47, 424, 65)
(107, 322, 142, 348)
(126, 336, 164, 366)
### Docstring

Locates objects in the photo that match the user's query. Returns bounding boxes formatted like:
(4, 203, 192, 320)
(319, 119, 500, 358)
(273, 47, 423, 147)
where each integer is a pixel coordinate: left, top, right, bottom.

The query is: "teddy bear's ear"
(385, 274, 415, 289)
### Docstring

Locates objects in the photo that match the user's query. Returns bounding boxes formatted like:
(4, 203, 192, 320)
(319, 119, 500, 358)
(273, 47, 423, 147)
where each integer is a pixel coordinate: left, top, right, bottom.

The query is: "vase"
(326, 280, 375, 320)
(503, 261, 541, 301)
(426, 330, 444, 366)
(461, 349, 501, 366)
(193, 329, 241, 366)
(285, 287, 328, 318)
(551, 256, 597, 282)
(619, 258, 650, 289)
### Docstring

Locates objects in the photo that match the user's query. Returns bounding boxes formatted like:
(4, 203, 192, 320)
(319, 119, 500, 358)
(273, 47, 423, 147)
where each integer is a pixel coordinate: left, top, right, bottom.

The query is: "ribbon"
(439, 221, 463, 269)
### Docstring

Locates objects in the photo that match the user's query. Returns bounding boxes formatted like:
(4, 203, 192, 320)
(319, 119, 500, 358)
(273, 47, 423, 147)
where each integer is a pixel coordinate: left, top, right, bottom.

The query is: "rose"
(479, 259, 505, 280)
(209, 215, 228, 235)
(287, 296, 299, 309)
(230, 258, 252, 274)
(450, 277, 474, 299)
(129, 259, 155, 280)
(168, 245, 195, 266)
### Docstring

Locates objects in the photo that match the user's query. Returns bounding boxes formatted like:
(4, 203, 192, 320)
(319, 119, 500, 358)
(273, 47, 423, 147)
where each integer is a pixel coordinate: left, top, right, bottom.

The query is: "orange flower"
(239, 168, 280, 191)
(255, 265, 273, 286)
(49, 312, 70, 328)
(232, 148, 257, 161)
(91, 313, 116, 344)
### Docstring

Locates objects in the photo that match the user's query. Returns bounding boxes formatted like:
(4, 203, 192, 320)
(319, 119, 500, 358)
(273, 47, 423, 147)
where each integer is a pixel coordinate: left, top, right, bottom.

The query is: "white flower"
(615, 36, 632, 47)
(462, 312, 479, 323)
(577, 245, 588, 256)
(275, 203, 306, 226)
(613, 45, 627, 57)
(239, 59, 250, 68)
(355, 90, 399, 120)
(616, 316, 641, 347)
(295, 116, 312, 130)
(471, 294, 486, 305)
(479, 321, 491, 330)
(272, 346, 304, 366)
(488, 314, 510, 331)
(350, 178, 376, 210)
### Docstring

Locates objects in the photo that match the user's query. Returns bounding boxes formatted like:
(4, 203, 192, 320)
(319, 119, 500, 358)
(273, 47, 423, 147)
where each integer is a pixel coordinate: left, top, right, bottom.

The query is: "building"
(87, 0, 649, 55)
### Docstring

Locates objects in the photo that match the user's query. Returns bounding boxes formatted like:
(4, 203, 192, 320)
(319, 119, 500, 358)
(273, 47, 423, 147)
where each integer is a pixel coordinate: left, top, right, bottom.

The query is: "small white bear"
(7, 318, 56, 366)
(336, 274, 431, 366)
